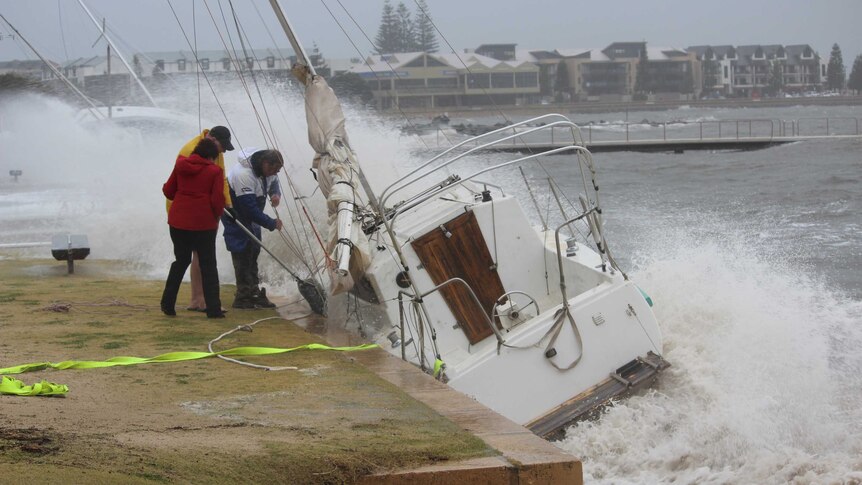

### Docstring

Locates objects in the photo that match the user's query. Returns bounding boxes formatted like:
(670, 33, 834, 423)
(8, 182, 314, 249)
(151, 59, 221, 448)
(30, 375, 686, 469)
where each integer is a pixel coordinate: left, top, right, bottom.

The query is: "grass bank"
(0, 258, 494, 484)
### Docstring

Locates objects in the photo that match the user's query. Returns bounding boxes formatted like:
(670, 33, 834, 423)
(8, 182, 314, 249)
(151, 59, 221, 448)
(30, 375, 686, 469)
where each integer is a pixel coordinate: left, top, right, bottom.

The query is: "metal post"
(77, 0, 158, 107)
(626, 123, 629, 142)
(699, 121, 703, 140)
(663, 122, 666, 140)
(826, 118, 830, 136)
(398, 294, 406, 360)
(66, 236, 74, 274)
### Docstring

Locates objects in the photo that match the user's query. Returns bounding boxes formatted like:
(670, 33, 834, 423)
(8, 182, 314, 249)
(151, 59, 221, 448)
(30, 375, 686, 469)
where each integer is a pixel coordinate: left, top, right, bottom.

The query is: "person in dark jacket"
(222, 148, 283, 309)
(161, 138, 227, 318)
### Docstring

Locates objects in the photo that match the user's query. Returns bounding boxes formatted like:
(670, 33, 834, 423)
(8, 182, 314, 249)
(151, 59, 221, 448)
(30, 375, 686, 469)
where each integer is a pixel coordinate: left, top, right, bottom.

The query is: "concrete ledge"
(349, 349, 583, 484)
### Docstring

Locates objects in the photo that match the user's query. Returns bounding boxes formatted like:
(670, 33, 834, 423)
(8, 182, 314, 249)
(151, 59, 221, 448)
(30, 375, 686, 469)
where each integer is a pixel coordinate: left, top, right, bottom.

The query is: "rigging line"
(411, 0, 565, 186)
(164, 0, 240, 142)
(57, 0, 69, 61)
(230, 5, 328, 268)
(246, 0, 312, 150)
(194, 0, 201, 132)
(175, 7, 317, 279)
(221, 0, 323, 273)
(207, 0, 271, 148)
(329, 0, 448, 152)
(411, 0, 512, 125)
(229, 1, 282, 149)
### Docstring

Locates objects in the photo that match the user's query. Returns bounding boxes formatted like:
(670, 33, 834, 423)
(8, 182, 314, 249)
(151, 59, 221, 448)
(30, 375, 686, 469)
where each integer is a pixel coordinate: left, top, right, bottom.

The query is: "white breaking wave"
(557, 227, 862, 484)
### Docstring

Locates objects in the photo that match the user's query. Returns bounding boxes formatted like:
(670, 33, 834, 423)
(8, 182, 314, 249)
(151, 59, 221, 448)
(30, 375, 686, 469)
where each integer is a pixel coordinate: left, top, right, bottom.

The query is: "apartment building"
(688, 44, 823, 97)
(558, 42, 700, 101)
(350, 51, 540, 110)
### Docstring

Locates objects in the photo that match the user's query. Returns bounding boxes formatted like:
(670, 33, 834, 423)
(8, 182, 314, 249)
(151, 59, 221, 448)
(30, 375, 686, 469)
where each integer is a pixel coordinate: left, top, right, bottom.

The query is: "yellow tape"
(0, 343, 377, 397)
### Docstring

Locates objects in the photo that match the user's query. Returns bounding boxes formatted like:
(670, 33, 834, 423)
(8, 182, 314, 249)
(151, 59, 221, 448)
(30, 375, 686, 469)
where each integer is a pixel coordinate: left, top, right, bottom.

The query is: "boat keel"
(526, 352, 670, 439)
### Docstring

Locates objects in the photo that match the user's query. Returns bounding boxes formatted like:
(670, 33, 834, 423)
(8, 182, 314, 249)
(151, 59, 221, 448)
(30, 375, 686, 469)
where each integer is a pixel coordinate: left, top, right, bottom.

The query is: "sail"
(293, 65, 371, 295)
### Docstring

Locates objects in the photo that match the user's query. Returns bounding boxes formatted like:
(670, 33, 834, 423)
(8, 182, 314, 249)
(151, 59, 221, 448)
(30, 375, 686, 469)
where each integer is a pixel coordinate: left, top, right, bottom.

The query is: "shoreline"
(382, 95, 862, 119)
(0, 257, 581, 484)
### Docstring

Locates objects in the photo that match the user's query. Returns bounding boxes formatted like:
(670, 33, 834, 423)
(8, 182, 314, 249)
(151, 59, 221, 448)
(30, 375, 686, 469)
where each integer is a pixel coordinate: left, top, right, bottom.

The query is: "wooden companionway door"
(411, 211, 505, 344)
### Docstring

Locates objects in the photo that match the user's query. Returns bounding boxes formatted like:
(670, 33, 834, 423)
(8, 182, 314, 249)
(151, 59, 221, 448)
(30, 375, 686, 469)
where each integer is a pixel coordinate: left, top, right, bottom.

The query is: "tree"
(848, 55, 862, 94)
(329, 72, 374, 105)
(767, 60, 784, 96)
(826, 43, 846, 91)
(634, 44, 650, 98)
(554, 61, 570, 101)
(414, 0, 439, 53)
(395, 2, 416, 52)
(702, 47, 720, 91)
(374, 0, 399, 54)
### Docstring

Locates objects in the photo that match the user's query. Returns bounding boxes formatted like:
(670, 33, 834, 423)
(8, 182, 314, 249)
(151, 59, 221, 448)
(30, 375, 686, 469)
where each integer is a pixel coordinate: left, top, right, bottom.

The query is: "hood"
(236, 146, 263, 176)
(176, 153, 213, 176)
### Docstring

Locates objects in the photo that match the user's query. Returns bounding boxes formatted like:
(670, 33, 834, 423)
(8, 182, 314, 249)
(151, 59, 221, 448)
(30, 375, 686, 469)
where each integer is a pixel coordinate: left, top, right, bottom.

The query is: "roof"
(142, 48, 294, 63)
(63, 56, 105, 68)
(526, 50, 562, 61)
(687, 45, 736, 59)
(350, 51, 537, 77)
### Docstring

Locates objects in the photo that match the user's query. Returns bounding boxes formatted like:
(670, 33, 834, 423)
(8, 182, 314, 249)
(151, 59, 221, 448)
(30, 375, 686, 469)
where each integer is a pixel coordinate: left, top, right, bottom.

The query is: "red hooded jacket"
(163, 153, 226, 231)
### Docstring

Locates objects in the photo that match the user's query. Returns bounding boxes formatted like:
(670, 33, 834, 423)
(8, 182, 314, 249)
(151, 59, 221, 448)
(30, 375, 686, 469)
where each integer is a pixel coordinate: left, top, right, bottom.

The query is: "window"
(201, 58, 210, 71)
(394, 78, 425, 89)
(723, 66, 729, 78)
(427, 77, 458, 88)
(266, 56, 275, 68)
(177, 59, 186, 71)
(491, 73, 514, 88)
(465, 73, 490, 88)
(515, 72, 538, 88)
(222, 58, 231, 70)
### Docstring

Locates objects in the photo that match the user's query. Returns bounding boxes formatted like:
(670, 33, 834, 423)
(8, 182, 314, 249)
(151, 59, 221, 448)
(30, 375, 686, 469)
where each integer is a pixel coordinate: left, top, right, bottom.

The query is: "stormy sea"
(1, 92, 860, 483)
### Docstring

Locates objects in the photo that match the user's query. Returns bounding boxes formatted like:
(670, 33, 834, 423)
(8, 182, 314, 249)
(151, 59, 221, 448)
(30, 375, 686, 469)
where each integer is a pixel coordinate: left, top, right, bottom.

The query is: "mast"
(267, 0, 316, 76)
(76, 0, 158, 108)
(268, 0, 382, 280)
(0, 13, 105, 121)
(267, 0, 379, 210)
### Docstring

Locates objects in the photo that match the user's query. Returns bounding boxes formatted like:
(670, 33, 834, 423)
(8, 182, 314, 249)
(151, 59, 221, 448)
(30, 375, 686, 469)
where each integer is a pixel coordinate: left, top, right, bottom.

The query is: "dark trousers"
(231, 243, 261, 301)
(161, 227, 221, 316)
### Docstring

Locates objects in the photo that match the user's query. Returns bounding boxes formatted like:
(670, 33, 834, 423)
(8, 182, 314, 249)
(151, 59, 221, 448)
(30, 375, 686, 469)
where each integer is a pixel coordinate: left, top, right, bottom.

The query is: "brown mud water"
(0, 258, 495, 484)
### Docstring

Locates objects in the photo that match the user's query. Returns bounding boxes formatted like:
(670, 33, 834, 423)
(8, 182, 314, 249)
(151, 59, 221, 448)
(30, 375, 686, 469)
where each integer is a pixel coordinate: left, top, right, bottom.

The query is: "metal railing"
(425, 116, 861, 148)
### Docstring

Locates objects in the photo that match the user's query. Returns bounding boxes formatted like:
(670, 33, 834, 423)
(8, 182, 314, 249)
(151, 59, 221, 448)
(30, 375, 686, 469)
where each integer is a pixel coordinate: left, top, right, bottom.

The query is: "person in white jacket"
(222, 147, 283, 309)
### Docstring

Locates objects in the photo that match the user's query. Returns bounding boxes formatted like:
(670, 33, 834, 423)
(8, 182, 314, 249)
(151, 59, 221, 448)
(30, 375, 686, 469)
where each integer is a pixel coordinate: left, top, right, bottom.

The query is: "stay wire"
(170, 0, 315, 279)
(329, 0, 454, 151)
(230, 2, 330, 281)
(164, 0, 241, 144)
(228, 3, 324, 275)
(57, 0, 69, 61)
(411, 0, 575, 208)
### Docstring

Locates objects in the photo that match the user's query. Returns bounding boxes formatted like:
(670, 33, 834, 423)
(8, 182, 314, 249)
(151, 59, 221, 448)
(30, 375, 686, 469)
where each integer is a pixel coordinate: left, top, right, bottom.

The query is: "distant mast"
(76, 0, 158, 108)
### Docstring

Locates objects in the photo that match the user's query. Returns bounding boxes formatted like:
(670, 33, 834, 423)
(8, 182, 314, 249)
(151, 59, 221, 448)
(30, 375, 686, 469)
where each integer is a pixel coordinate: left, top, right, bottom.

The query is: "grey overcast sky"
(1, 0, 860, 66)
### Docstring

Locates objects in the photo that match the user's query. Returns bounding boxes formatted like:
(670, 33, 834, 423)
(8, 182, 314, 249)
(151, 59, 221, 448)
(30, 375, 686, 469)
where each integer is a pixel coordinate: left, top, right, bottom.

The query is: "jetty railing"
(433, 117, 861, 148)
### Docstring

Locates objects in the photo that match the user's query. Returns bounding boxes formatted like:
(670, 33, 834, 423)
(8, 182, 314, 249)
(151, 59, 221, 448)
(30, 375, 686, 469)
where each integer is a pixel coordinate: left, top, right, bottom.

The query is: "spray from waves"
(0, 81, 413, 290)
(557, 224, 862, 484)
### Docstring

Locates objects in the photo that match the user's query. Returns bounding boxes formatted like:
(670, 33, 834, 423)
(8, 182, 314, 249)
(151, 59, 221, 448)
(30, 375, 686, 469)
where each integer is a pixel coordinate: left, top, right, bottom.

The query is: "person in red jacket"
(160, 138, 227, 318)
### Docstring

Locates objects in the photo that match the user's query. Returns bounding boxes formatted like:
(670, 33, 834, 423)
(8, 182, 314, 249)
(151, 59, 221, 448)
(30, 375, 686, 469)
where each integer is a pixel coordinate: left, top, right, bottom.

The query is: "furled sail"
(292, 64, 371, 295)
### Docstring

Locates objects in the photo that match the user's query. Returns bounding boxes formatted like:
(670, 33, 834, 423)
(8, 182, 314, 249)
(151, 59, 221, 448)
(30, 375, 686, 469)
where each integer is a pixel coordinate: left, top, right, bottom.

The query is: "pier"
(429, 116, 862, 153)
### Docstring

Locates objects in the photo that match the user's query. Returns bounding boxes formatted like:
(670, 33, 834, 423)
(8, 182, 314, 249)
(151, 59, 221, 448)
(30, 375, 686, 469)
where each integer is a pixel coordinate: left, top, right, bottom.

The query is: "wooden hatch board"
(411, 211, 505, 344)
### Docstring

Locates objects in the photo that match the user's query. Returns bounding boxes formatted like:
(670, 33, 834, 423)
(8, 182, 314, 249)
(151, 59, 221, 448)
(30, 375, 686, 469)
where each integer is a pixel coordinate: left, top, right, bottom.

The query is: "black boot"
(207, 309, 227, 318)
(232, 293, 257, 309)
(254, 288, 277, 309)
